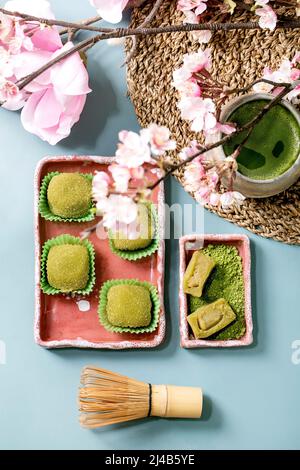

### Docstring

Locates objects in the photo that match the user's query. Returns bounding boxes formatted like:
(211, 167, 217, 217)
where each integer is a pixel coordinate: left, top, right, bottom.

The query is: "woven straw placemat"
(126, 0, 300, 245)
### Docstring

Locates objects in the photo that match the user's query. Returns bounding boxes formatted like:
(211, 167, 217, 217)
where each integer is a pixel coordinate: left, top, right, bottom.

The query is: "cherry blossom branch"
(226, 78, 291, 95)
(59, 15, 102, 38)
(13, 17, 300, 93)
(126, 0, 165, 64)
(148, 82, 294, 191)
(0, 8, 112, 33)
(1, 7, 299, 35)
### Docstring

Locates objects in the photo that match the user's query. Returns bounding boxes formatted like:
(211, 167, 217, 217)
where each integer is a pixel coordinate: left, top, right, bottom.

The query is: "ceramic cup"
(208, 93, 300, 198)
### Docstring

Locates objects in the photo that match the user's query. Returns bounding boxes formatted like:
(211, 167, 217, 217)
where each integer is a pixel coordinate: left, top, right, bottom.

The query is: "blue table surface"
(0, 1, 299, 451)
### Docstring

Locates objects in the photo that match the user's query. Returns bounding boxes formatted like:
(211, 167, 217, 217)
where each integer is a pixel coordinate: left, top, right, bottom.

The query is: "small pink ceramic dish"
(179, 234, 253, 348)
(34, 156, 165, 349)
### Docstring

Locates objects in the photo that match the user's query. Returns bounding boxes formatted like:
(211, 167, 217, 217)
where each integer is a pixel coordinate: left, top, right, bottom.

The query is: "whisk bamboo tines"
(79, 366, 203, 428)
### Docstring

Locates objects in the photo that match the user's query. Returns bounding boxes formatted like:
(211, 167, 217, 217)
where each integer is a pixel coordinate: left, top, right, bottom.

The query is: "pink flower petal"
(4, 0, 55, 19)
(90, 0, 129, 23)
(50, 42, 91, 96)
(31, 27, 62, 52)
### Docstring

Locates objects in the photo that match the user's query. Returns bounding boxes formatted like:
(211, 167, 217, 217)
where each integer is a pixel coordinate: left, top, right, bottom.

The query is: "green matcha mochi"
(111, 203, 154, 251)
(106, 284, 152, 327)
(47, 244, 89, 292)
(47, 173, 92, 218)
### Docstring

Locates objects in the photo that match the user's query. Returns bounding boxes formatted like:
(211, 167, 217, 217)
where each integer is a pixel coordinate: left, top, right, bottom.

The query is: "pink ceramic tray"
(34, 156, 165, 349)
(179, 234, 253, 348)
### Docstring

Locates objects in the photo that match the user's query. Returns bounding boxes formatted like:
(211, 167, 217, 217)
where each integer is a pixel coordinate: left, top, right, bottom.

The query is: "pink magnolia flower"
(109, 164, 131, 193)
(21, 88, 87, 145)
(92, 171, 111, 200)
(177, 0, 208, 16)
(20, 41, 91, 145)
(90, 0, 129, 24)
(5, 0, 55, 19)
(140, 123, 176, 156)
(256, 5, 277, 31)
(178, 96, 217, 133)
(116, 130, 151, 168)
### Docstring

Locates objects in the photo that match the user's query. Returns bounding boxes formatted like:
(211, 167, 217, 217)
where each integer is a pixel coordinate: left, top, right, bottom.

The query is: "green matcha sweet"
(47, 173, 92, 218)
(189, 244, 246, 340)
(224, 99, 300, 180)
(106, 284, 152, 328)
(183, 251, 216, 297)
(47, 244, 89, 292)
(188, 298, 236, 339)
(111, 203, 154, 251)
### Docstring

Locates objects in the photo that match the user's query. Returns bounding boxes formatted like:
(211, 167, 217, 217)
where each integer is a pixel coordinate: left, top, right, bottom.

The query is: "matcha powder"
(189, 244, 246, 340)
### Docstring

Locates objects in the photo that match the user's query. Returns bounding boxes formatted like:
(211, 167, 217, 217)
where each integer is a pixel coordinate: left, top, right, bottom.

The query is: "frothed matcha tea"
(223, 99, 300, 180)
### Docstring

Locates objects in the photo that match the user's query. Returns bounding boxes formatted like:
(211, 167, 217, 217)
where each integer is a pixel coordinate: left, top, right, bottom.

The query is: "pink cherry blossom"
(181, 9, 212, 44)
(109, 164, 131, 193)
(254, 56, 300, 101)
(0, 79, 18, 100)
(0, 12, 14, 44)
(255, 0, 269, 5)
(182, 48, 212, 74)
(184, 159, 206, 192)
(92, 171, 111, 200)
(179, 140, 202, 161)
(256, 5, 277, 31)
(292, 52, 300, 65)
(177, 0, 208, 16)
(178, 96, 217, 133)
(140, 123, 176, 156)
(90, 0, 129, 24)
(220, 191, 245, 209)
(208, 192, 220, 206)
(97, 195, 138, 231)
(116, 130, 151, 168)
(130, 166, 145, 180)
(206, 122, 236, 135)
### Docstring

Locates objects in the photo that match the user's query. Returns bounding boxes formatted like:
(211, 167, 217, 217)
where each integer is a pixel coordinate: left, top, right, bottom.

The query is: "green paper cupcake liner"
(108, 203, 159, 261)
(40, 234, 96, 296)
(98, 278, 160, 334)
(39, 171, 96, 223)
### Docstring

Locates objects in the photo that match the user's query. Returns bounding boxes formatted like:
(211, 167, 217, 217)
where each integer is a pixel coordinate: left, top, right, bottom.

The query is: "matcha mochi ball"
(47, 244, 89, 292)
(47, 173, 92, 219)
(112, 203, 154, 251)
(106, 284, 152, 328)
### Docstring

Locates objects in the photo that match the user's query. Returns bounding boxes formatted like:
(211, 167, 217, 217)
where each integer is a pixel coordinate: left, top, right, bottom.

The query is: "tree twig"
(1, 7, 299, 35)
(0, 8, 112, 33)
(59, 15, 102, 38)
(12, 17, 300, 93)
(148, 83, 293, 191)
(126, 0, 164, 64)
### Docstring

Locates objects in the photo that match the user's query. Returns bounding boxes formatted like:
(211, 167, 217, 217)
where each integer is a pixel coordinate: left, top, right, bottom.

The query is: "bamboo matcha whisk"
(79, 366, 203, 428)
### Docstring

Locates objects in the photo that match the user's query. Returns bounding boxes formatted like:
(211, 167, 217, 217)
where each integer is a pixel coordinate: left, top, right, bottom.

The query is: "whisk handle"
(151, 385, 203, 419)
